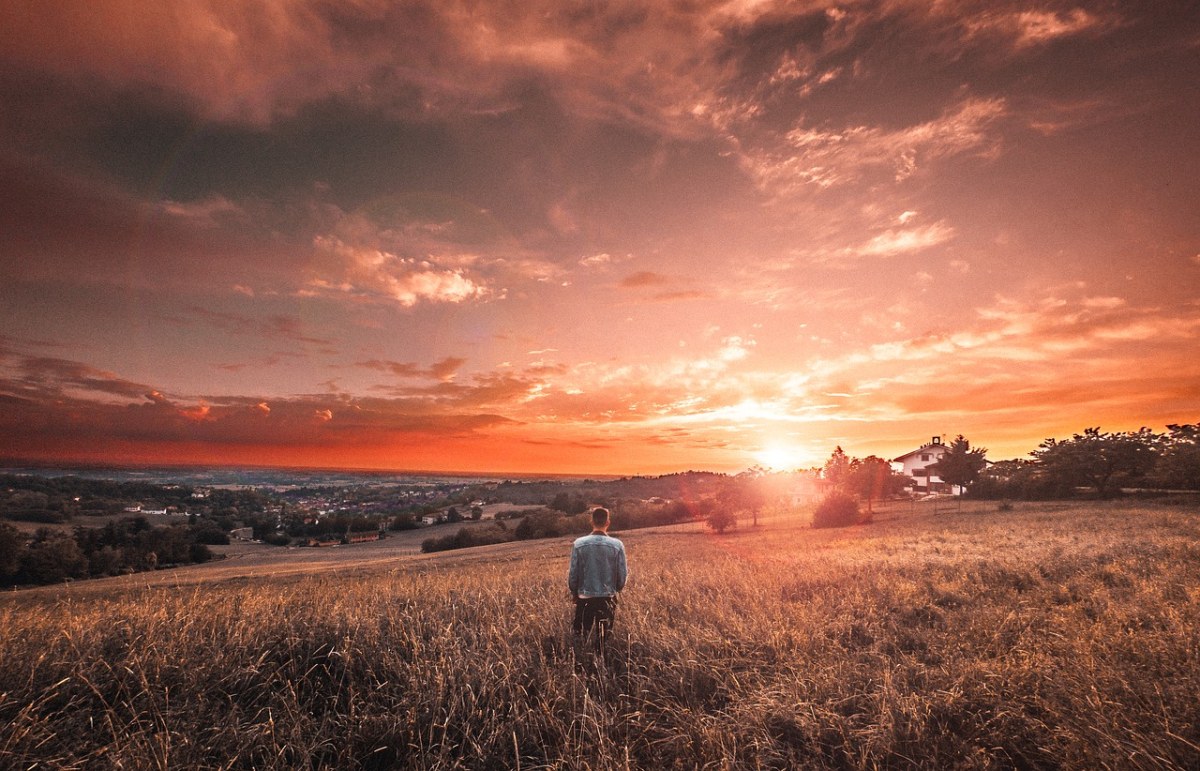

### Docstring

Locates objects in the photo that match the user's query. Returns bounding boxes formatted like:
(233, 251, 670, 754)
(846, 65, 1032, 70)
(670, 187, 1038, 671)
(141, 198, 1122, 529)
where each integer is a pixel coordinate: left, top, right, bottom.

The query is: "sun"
(753, 443, 808, 471)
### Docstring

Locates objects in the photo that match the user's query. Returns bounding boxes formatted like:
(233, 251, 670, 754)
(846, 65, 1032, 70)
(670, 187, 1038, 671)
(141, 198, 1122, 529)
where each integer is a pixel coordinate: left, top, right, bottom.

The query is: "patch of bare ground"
(2, 500, 1198, 768)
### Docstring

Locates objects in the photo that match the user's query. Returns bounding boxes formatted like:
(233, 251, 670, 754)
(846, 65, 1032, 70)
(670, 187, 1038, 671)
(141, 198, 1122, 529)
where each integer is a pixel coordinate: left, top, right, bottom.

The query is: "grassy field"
(2, 500, 1199, 769)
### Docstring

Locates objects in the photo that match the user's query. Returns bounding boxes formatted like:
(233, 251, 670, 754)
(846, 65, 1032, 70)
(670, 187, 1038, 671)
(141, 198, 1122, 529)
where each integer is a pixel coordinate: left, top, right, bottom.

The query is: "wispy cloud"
(308, 236, 488, 307)
(742, 97, 1009, 198)
(857, 222, 956, 258)
(963, 8, 1109, 50)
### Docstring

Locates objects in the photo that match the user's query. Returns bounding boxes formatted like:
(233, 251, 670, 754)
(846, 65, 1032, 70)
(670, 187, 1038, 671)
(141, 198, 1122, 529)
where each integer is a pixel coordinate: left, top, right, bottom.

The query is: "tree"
(515, 509, 567, 540)
(969, 458, 1072, 500)
(847, 456, 906, 514)
(549, 492, 571, 513)
(0, 523, 23, 584)
(1154, 423, 1200, 490)
(929, 435, 989, 496)
(18, 530, 87, 584)
(822, 446, 852, 490)
(719, 468, 771, 527)
(1032, 427, 1160, 498)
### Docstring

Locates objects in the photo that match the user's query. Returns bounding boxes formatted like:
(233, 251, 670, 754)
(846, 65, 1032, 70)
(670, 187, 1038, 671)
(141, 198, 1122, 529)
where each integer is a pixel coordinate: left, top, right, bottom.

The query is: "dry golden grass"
(2, 500, 1199, 769)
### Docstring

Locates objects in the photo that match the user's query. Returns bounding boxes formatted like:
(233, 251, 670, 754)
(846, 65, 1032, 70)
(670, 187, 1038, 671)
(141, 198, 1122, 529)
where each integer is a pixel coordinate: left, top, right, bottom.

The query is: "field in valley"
(2, 499, 1199, 770)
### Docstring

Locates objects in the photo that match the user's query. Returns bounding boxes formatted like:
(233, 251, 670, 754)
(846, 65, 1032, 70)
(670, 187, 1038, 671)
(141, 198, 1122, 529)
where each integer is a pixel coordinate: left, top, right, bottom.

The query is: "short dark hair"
(591, 507, 610, 527)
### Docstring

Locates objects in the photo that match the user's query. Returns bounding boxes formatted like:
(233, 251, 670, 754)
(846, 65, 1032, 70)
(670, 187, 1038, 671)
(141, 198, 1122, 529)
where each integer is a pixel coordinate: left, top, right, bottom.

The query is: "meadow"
(1, 500, 1198, 770)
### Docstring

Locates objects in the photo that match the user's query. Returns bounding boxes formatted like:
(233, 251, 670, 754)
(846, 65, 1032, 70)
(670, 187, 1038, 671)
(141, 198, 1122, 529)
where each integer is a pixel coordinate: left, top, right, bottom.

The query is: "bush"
(812, 491, 867, 529)
(706, 508, 736, 534)
(421, 534, 454, 553)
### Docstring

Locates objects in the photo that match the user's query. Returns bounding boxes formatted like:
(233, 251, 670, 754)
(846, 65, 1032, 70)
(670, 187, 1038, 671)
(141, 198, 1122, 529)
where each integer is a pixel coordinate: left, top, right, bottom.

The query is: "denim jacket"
(568, 533, 628, 598)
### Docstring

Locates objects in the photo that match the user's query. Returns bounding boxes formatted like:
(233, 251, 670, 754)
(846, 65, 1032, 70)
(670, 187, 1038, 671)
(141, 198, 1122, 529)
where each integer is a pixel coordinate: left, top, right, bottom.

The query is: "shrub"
(812, 490, 866, 529)
(421, 534, 456, 553)
(706, 508, 736, 534)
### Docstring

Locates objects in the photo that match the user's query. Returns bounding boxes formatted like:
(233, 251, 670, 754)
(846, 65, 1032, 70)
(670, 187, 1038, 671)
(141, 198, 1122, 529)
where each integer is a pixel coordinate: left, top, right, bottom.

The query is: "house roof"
(892, 443, 949, 463)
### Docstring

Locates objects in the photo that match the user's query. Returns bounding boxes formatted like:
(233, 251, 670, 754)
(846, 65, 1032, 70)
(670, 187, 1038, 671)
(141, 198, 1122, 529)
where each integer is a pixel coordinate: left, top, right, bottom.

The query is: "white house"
(893, 436, 952, 494)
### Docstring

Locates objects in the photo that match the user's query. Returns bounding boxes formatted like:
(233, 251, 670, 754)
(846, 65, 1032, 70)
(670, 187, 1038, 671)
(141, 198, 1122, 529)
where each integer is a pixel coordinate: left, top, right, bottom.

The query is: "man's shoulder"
(573, 533, 624, 548)
(599, 535, 625, 551)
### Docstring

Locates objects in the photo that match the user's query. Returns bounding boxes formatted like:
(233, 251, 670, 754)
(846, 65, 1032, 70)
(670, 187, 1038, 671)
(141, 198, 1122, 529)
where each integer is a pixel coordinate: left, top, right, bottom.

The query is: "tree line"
(0, 516, 216, 587)
(943, 424, 1200, 500)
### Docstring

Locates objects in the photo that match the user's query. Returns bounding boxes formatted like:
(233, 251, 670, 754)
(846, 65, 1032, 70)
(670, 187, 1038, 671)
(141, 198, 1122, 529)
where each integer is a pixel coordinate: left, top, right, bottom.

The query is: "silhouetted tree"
(929, 435, 989, 496)
(1032, 427, 1159, 498)
(1154, 423, 1200, 490)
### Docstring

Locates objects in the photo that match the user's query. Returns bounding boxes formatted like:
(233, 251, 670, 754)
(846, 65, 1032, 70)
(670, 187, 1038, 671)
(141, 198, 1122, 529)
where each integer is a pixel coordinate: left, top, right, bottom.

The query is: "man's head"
(591, 506, 610, 532)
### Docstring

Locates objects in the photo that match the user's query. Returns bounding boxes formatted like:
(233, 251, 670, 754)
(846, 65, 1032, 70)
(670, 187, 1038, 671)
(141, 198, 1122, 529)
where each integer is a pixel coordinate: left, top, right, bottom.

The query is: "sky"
(1, 1, 1198, 476)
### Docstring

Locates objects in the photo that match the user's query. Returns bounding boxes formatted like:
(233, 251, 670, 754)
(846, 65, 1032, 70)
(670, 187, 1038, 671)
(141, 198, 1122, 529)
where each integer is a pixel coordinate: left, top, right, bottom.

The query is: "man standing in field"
(568, 507, 628, 651)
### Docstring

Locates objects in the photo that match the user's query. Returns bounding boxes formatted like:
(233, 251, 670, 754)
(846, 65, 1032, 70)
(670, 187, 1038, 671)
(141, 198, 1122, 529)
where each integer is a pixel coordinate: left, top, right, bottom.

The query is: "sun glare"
(753, 443, 808, 471)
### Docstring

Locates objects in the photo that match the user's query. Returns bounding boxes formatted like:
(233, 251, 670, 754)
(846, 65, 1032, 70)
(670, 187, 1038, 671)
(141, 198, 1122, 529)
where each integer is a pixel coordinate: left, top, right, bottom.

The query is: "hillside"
(2, 500, 1198, 769)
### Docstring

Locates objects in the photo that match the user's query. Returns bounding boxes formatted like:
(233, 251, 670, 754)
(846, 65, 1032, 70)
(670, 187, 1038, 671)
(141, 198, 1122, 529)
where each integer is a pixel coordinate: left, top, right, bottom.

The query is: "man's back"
(568, 532, 627, 598)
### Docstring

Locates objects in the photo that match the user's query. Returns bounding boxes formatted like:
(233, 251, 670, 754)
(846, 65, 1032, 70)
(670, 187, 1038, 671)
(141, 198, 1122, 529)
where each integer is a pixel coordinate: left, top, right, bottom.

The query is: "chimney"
(931, 436, 941, 445)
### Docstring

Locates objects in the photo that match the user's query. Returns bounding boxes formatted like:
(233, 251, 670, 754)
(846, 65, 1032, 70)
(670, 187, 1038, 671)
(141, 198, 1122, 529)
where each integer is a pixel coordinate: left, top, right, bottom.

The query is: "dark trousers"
(572, 596, 616, 647)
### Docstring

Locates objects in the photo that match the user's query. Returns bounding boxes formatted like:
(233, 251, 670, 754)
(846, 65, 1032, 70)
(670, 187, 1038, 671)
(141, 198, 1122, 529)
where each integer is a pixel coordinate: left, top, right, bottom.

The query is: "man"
(568, 507, 628, 649)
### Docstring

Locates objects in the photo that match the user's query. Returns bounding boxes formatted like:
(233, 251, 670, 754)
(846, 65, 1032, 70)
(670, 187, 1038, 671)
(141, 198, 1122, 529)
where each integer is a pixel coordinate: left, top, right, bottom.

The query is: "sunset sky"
(1, 1, 1198, 475)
